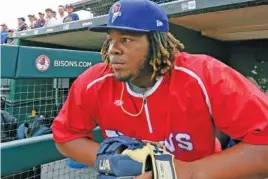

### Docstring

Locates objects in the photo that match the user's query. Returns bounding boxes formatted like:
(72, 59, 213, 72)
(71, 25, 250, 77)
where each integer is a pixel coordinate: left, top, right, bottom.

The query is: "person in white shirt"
(44, 8, 58, 27)
(28, 14, 37, 29)
(57, 5, 66, 24)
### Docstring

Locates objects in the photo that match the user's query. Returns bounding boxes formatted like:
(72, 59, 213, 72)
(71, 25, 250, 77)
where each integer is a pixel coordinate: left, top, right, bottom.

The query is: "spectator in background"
(28, 14, 37, 29)
(63, 4, 79, 23)
(1, 23, 8, 44)
(52, 11, 57, 19)
(58, 5, 66, 23)
(17, 17, 28, 31)
(44, 8, 58, 27)
(35, 12, 46, 28)
(7, 29, 14, 44)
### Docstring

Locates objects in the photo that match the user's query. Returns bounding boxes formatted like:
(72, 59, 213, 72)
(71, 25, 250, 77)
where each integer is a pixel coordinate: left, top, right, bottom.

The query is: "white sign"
(54, 60, 92, 68)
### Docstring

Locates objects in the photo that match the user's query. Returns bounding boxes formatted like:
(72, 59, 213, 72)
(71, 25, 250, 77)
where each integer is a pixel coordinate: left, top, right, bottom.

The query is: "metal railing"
(1, 130, 103, 178)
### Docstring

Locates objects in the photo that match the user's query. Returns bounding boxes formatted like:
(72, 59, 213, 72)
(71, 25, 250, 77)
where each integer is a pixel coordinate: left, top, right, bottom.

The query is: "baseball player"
(52, 0, 268, 178)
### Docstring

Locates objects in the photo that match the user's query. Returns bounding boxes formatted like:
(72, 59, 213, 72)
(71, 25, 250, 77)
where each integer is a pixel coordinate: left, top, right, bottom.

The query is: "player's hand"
(133, 171, 152, 179)
(94, 136, 177, 179)
(134, 160, 196, 179)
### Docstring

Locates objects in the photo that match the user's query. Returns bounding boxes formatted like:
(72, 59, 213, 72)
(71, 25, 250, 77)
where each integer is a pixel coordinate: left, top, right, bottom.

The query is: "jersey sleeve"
(206, 58, 268, 145)
(51, 71, 99, 143)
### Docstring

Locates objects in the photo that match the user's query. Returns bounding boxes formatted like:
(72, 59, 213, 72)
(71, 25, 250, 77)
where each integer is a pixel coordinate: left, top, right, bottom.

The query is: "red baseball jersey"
(52, 52, 268, 162)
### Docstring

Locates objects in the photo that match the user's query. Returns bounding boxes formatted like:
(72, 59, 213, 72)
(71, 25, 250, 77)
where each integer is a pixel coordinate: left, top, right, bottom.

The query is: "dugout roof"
(13, 0, 268, 50)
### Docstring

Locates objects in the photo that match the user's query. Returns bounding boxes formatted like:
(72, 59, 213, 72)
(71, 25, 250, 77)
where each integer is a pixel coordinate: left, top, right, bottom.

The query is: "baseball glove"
(94, 135, 177, 179)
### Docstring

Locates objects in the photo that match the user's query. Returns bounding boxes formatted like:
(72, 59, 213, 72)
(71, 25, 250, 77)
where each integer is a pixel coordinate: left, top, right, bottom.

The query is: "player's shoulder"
(174, 52, 220, 68)
(173, 52, 226, 78)
(74, 62, 114, 90)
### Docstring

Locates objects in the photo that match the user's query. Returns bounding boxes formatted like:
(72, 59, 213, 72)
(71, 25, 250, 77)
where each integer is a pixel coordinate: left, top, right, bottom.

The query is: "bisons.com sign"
(54, 60, 92, 68)
(15, 46, 102, 78)
(35, 55, 93, 72)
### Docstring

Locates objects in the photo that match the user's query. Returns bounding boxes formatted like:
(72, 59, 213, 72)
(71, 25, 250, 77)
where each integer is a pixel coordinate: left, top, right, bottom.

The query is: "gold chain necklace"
(120, 83, 145, 117)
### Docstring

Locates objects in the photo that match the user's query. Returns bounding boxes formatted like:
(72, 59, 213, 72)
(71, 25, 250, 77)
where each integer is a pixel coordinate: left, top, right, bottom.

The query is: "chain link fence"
(1, 78, 73, 142)
(2, 159, 98, 179)
(1, 77, 98, 179)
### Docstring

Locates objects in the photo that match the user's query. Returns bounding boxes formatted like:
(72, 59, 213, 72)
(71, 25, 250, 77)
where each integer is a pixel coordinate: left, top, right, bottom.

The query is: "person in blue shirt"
(35, 12, 46, 28)
(1, 24, 8, 44)
(63, 4, 79, 23)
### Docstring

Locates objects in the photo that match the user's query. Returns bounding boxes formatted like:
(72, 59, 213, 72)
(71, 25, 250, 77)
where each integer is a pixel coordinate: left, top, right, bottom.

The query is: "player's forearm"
(55, 138, 99, 166)
(191, 143, 268, 179)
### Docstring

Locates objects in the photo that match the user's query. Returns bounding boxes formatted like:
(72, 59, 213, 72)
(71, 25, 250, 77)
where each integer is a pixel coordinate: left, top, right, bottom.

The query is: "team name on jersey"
(164, 133, 194, 152)
(105, 130, 194, 153)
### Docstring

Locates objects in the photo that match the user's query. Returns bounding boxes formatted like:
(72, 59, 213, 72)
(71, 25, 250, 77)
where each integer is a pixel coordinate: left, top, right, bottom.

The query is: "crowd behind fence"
(1, 3, 80, 45)
(1, 0, 179, 45)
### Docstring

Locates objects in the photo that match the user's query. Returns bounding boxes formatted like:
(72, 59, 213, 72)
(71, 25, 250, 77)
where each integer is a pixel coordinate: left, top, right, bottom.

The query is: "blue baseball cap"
(89, 0, 169, 33)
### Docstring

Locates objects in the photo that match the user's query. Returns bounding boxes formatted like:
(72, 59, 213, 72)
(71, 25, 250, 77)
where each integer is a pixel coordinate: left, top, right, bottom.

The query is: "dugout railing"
(1, 132, 103, 178)
(0, 44, 103, 178)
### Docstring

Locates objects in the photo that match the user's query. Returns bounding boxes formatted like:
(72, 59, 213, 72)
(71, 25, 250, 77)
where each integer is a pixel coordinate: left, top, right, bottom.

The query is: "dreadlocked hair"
(147, 31, 184, 79)
(101, 31, 184, 79)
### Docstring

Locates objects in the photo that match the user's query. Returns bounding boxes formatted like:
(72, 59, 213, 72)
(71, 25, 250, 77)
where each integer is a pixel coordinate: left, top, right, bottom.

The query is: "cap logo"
(111, 3, 121, 23)
(156, 20, 163, 27)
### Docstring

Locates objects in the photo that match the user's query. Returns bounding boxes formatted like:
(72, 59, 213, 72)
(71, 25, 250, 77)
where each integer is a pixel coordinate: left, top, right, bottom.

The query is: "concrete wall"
(169, 23, 229, 63)
(228, 40, 268, 94)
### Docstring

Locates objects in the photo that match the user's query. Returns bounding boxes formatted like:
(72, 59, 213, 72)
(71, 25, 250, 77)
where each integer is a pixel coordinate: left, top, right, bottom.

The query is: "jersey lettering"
(164, 133, 175, 152)
(104, 130, 194, 152)
(105, 129, 124, 137)
(176, 133, 193, 151)
(165, 133, 194, 152)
